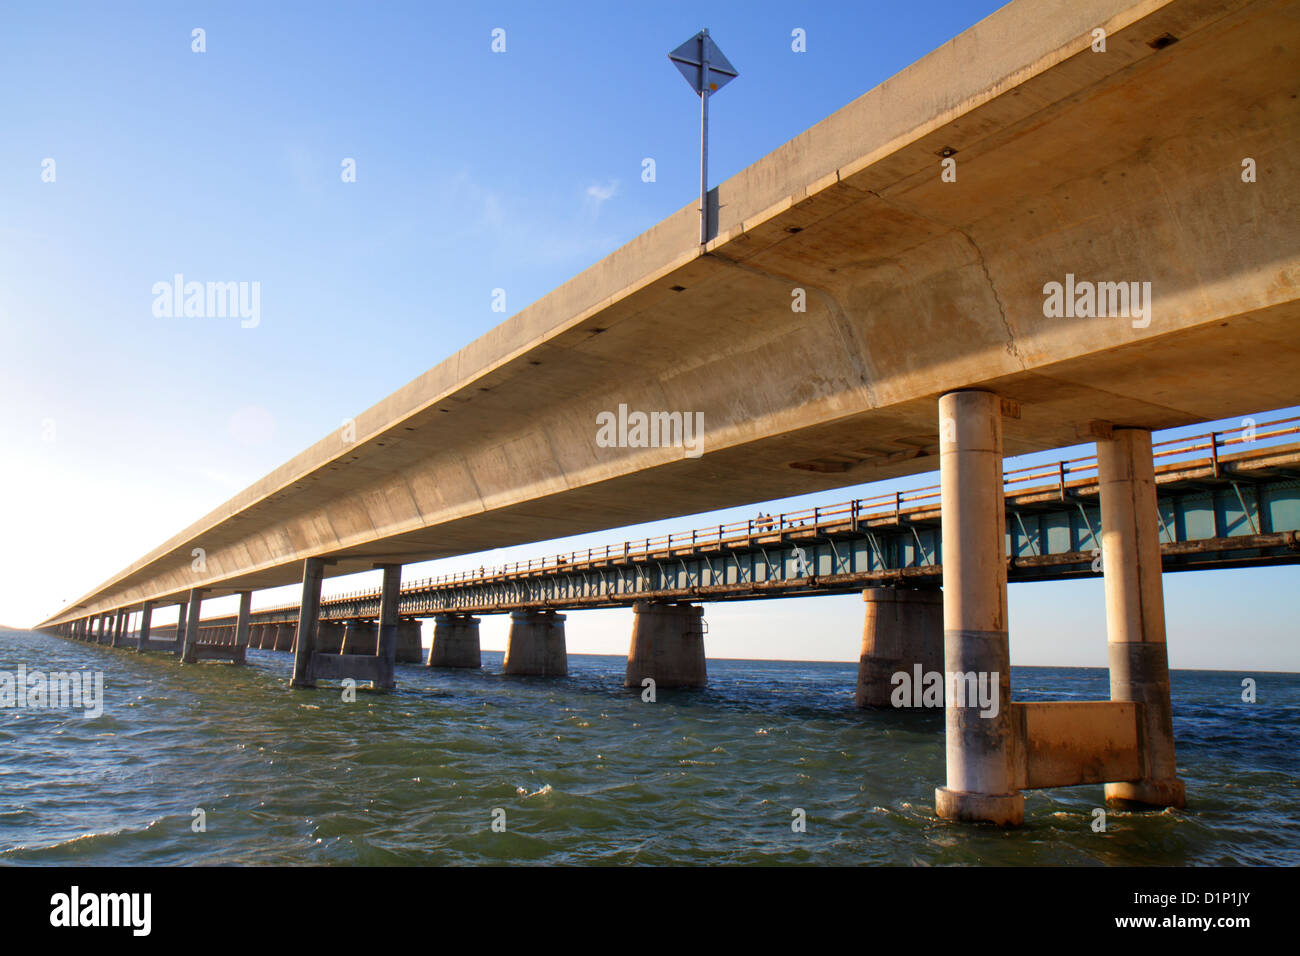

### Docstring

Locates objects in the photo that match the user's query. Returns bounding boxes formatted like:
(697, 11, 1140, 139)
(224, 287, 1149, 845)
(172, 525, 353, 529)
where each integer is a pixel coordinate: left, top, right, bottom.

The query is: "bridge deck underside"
(203, 445, 1298, 625)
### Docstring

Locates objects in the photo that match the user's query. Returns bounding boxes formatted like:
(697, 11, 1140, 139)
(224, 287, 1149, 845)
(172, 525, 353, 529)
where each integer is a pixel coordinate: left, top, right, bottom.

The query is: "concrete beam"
(1011, 701, 1141, 789)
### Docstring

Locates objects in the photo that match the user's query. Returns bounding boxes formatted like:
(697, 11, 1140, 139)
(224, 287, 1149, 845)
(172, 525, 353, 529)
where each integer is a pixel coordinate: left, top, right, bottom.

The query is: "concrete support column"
(342, 620, 378, 655)
(428, 613, 481, 668)
(136, 601, 154, 652)
(934, 390, 1022, 826)
(181, 589, 206, 663)
(99, 614, 110, 643)
(174, 602, 188, 656)
(274, 622, 295, 652)
(1098, 428, 1186, 809)
(290, 557, 326, 688)
(503, 610, 567, 677)
(110, 610, 124, 647)
(316, 621, 345, 654)
(856, 587, 944, 708)
(373, 564, 402, 689)
(250, 624, 266, 649)
(624, 602, 706, 689)
(234, 592, 252, 649)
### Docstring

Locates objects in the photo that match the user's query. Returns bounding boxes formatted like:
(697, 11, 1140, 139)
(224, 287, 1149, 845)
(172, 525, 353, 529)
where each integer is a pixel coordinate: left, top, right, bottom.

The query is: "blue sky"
(2, 1, 1296, 670)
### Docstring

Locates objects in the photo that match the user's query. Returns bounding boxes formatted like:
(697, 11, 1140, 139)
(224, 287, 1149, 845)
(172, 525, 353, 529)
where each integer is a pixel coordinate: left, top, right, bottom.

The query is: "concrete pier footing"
(428, 613, 481, 668)
(1098, 428, 1186, 810)
(624, 601, 706, 689)
(274, 623, 295, 651)
(396, 620, 423, 663)
(855, 587, 943, 708)
(934, 390, 1023, 826)
(316, 622, 345, 654)
(503, 610, 567, 677)
(341, 620, 378, 655)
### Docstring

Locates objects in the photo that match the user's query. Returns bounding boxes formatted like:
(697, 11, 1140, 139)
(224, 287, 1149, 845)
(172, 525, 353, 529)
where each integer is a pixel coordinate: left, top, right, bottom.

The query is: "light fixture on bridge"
(668, 28, 738, 245)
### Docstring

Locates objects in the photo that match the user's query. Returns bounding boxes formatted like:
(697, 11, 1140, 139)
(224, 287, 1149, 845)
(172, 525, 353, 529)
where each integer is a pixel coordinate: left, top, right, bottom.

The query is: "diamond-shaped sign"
(668, 30, 738, 95)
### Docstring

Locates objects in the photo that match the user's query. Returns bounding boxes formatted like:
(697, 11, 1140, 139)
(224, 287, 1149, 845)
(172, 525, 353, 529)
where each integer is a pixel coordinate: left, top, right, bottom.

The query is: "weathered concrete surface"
(395, 620, 423, 663)
(935, 391, 1023, 826)
(42, 0, 1300, 626)
(855, 587, 944, 708)
(1099, 428, 1186, 808)
(428, 613, 480, 668)
(503, 611, 567, 677)
(1011, 701, 1142, 789)
(624, 602, 707, 689)
(341, 620, 378, 655)
(315, 621, 344, 655)
(274, 623, 295, 652)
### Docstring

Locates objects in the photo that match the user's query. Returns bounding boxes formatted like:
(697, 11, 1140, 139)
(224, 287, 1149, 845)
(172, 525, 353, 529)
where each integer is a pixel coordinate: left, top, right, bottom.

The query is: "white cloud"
(584, 179, 619, 203)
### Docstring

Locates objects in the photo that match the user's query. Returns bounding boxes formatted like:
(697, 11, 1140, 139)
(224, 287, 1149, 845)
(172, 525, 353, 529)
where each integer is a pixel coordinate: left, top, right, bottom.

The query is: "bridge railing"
(248, 412, 1299, 615)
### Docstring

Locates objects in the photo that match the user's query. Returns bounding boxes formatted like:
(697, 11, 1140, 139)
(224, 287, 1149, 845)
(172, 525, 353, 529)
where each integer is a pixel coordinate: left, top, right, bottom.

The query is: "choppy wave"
(0, 631, 1296, 865)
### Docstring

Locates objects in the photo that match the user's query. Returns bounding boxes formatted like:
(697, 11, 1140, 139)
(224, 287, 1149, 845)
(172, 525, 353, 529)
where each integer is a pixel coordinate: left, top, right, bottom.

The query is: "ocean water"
(0, 629, 1296, 866)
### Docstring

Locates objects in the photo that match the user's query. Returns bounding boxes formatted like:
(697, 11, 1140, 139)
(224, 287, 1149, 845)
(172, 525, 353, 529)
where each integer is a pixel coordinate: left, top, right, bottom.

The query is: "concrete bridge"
(37, 0, 1300, 824)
